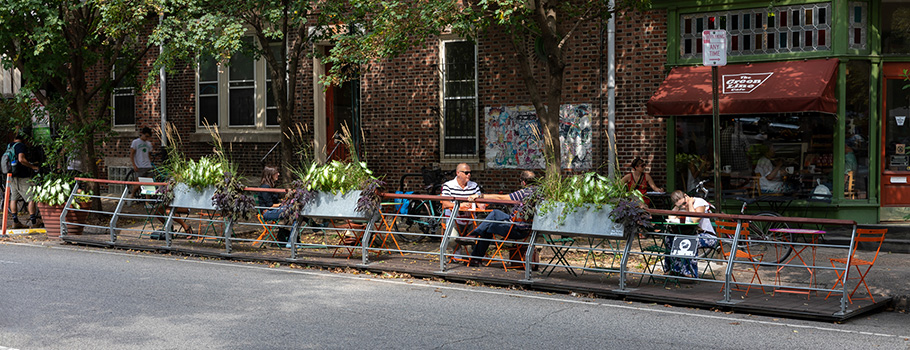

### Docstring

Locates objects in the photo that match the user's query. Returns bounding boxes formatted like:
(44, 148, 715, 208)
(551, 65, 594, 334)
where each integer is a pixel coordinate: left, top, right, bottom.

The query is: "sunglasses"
(460, 171, 472, 175)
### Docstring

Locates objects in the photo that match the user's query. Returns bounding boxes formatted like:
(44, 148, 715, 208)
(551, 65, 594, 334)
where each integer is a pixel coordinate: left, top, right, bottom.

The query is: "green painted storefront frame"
(651, 0, 910, 223)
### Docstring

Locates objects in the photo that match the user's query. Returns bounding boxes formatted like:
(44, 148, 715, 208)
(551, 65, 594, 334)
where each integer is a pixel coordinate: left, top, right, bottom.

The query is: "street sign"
(702, 30, 727, 66)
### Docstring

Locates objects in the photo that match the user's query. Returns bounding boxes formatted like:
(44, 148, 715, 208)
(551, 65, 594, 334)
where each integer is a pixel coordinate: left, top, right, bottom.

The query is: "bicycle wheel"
(395, 201, 432, 243)
(123, 169, 138, 183)
(746, 212, 793, 264)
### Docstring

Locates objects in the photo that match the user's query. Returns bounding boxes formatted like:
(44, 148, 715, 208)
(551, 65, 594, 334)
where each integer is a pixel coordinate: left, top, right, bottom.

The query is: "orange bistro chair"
(825, 228, 887, 303)
(482, 217, 532, 271)
(715, 220, 765, 296)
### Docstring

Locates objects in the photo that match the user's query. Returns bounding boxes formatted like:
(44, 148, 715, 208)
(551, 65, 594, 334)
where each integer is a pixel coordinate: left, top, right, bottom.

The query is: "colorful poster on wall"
(484, 104, 592, 169)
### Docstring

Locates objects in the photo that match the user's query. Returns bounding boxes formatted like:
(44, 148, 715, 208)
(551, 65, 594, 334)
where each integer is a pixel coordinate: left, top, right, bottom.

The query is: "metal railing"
(61, 178, 863, 315)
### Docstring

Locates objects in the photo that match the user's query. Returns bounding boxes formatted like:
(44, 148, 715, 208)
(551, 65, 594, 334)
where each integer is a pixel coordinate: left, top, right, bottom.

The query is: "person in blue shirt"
(461, 170, 536, 266)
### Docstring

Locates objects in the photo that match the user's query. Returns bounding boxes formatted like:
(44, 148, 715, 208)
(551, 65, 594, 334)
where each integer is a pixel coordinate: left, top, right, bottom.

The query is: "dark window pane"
(199, 96, 218, 126)
(818, 30, 826, 46)
(805, 9, 813, 25)
(854, 6, 861, 23)
(792, 10, 800, 26)
(696, 18, 703, 33)
(732, 15, 739, 30)
(780, 11, 787, 28)
(444, 99, 476, 137)
(732, 35, 739, 50)
(229, 88, 255, 126)
(719, 16, 726, 30)
(744, 35, 751, 50)
(768, 34, 775, 49)
(780, 32, 787, 48)
(806, 31, 813, 47)
(199, 83, 217, 95)
(743, 13, 751, 29)
(819, 7, 827, 24)
(113, 94, 135, 125)
(793, 31, 800, 47)
(684, 38, 692, 54)
(267, 109, 278, 126)
(685, 18, 692, 34)
(199, 56, 218, 82)
(756, 13, 763, 28)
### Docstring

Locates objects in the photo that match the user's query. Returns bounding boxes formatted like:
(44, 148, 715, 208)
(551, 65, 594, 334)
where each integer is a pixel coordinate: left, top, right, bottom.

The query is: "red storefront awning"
(646, 58, 839, 116)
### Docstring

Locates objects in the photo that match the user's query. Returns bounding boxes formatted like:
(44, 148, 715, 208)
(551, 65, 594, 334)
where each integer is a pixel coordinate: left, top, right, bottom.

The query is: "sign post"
(703, 30, 727, 206)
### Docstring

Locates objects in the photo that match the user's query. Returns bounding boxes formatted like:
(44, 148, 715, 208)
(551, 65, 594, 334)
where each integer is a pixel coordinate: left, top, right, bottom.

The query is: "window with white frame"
(112, 63, 136, 126)
(440, 39, 478, 160)
(195, 36, 281, 130)
(680, 2, 835, 59)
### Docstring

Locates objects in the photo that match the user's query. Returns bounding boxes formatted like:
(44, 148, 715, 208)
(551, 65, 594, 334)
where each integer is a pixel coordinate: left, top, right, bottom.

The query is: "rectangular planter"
(531, 201, 626, 238)
(171, 183, 217, 210)
(299, 190, 369, 220)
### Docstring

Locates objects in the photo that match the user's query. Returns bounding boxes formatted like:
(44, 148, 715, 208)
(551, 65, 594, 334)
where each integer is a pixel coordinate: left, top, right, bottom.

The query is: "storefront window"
(882, 1, 910, 54)
(675, 117, 714, 192)
(713, 115, 835, 196)
(845, 61, 871, 199)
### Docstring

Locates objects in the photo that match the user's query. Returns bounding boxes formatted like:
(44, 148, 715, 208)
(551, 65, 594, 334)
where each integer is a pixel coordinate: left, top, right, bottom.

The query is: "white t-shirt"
(685, 197, 716, 234)
(754, 157, 783, 193)
(130, 138, 153, 168)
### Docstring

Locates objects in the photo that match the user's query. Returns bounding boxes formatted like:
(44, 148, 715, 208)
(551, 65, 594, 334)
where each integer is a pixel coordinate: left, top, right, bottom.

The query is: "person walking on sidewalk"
(129, 127, 154, 198)
(7, 130, 41, 228)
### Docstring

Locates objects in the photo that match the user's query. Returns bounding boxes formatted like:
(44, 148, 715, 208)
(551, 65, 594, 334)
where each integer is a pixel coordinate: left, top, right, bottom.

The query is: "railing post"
(523, 231, 538, 281)
(835, 223, 859, 316)
(60, 181, 80, 238)
(164, 208, 175, 248)
(617, 232, 635, 292)
(361, 214, 378, 265)
(109, 186, 130, 243)
(224, 219, 233, 254)
(438, 200, 461, 272)
(719, 219, 744, 305)
(289, 220, 302, 259)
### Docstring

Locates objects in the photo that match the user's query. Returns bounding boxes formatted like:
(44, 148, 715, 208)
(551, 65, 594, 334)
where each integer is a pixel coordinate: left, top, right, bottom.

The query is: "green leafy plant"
(281, 124, 384, 216)
(32, 172, 93, 209)
(516, 170, 649, 230)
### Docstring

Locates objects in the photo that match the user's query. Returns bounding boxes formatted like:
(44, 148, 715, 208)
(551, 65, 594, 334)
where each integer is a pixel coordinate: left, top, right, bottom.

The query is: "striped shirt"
(441, 179, 481, 197)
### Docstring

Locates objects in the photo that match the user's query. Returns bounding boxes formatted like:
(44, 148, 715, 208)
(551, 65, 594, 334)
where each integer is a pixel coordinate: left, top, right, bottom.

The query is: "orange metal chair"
(825, 228, 887, 303)
(331, 220, 367, 259)
(251, 209, 280, 248)
(483, 218, 531, 271)
(715, 220, 765, 296)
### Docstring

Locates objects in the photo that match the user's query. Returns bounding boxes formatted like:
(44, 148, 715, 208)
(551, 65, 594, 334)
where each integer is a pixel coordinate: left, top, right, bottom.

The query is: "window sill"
(188, 130, 280, 143)
(439, 158, 484, 171)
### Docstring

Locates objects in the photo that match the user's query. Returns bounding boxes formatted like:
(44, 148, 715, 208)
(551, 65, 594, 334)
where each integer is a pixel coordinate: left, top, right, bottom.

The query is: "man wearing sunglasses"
(441, 163, 482, 234)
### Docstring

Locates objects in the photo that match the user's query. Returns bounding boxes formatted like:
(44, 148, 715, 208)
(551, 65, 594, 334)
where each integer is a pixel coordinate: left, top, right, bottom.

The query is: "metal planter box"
(172, 183, 217, 210)
(531, 201, 626, 238)
(299, 190, 368, 220)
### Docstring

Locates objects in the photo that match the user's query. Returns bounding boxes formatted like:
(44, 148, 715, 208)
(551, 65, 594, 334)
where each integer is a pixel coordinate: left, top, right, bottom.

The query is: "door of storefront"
(322, 47, 361, 162)
(881, 63, 910, 207)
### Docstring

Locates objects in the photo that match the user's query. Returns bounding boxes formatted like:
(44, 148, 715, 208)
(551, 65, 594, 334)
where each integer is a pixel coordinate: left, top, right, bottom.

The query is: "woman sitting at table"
(665, 190, 718, 278)
(621, 158, 663, 206)
(259, 166, 285, 221)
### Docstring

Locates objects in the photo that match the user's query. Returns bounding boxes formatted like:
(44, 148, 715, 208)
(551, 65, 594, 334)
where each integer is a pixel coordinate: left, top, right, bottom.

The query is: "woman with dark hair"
(621, 158, 663, 206)
(259, 166, 283, 220)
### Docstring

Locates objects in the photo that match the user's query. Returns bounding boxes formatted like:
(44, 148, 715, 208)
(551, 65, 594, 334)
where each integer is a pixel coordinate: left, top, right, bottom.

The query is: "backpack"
(1, 142, 19, 175)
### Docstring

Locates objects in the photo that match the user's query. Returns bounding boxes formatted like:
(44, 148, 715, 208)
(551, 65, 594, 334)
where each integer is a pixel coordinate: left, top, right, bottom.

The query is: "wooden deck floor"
(63, 230, 889, 322)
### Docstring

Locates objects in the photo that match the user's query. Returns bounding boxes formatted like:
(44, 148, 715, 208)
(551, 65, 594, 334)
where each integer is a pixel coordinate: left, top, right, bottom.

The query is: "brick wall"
(95, 10, 672, 195)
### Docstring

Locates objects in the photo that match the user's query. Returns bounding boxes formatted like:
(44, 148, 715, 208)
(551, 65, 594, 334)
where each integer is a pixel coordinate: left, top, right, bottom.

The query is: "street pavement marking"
(10, 241, 910, 341)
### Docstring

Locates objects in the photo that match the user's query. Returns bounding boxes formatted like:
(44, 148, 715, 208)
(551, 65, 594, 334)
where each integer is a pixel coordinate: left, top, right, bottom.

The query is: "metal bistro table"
(769, 227, 827, 298)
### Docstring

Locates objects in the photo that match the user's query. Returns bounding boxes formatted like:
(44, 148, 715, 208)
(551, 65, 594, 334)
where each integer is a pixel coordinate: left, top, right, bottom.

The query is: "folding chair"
(251, 209, 280, 248)
(715, 220, 765, 296)
(541, 234, 576, 276)
(331, 220, 366, 259)
(136, 177, 160, 239)
(825, 228, 887, 303)
(484, 219, 531, 271)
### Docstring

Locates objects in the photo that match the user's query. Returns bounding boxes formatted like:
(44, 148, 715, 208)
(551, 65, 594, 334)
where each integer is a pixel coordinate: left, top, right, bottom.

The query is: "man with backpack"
(5, 131, 40, 228)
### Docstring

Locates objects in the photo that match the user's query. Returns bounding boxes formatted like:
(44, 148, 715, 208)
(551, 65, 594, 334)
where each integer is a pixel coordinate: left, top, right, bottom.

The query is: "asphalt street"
(1, 242, 908, 350)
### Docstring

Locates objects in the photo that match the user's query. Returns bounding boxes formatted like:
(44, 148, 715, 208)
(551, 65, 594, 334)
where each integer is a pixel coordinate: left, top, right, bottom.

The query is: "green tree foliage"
(325, 0, 651, 176)
(150, 0, 336, 173)
(0, 0, 156, 190)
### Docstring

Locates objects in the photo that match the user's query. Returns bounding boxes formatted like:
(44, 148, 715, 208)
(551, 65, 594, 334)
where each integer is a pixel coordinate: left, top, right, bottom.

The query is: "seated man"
(441, 163, 481, 231)
(753, 144, 796, 194)
(461, 170, 535, 266)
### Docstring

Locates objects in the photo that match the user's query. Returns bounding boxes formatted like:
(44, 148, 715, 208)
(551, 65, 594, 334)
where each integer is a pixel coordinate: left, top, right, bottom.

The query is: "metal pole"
(110, 186, 129, 243)
(712, 66, 722, 206)
(438, 200, 461, 272)
(2, 173, 11, 236)
(719, 220, 744, 304)
(361, 214, 378, 265)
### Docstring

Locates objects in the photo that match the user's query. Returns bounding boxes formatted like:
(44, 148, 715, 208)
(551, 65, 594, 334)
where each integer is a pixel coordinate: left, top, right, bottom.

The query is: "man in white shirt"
(130, 127, 154, 197)
(440, 163, 481, 231)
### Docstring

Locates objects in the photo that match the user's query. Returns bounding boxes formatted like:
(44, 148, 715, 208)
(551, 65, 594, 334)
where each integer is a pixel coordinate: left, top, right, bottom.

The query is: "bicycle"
(692, 179, 793, 264)
(392, 167, 453, 243)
